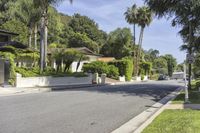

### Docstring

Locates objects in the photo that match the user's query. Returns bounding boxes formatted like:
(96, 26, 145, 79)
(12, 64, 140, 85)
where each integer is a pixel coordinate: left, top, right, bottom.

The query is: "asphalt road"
(0, 80, 183, 133)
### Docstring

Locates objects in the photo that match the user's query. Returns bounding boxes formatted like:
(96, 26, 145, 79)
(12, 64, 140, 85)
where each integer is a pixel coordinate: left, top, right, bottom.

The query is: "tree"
(68, 13, 107, 48)
(139, 62, 152, 75)
(144, 49, 160, 62)
(14, 0, 41, 48)
(145, 0, 200, 88)
(68, 32, 99, 53)
(124, 4, 138, 45)
(100, 28, 133, 59)
(153, 57, 168, 75)
(33, 0, 73, 73)
(136, 6, 153, 75)
(163, 54, 177, 77)
(1, 20, 28, 44)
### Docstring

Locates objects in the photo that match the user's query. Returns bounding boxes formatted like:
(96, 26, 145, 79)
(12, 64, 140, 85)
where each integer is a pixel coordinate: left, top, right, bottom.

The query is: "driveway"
(0, 81, 183, 133)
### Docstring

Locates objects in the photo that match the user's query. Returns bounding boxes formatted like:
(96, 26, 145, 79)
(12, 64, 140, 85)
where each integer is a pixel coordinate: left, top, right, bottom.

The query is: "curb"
(111, 87, 183, 133)
(0, 84, 108, 96)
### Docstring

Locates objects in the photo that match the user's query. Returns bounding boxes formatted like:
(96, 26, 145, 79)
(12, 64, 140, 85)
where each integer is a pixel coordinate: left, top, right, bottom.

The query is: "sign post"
(184, 64, 189, 103)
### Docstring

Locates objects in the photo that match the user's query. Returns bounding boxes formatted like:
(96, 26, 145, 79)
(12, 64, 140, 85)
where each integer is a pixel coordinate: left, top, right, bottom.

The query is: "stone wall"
(16, 73, 92, 87)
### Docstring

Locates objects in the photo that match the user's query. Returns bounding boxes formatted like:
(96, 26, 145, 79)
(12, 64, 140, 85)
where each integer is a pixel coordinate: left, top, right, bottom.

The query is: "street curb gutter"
(111, 87, 183, 133)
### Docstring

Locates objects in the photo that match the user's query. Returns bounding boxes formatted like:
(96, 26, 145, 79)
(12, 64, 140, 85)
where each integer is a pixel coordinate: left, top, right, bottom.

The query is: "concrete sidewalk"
(0, 84, 104, 96)
(166, 103, 200, 110)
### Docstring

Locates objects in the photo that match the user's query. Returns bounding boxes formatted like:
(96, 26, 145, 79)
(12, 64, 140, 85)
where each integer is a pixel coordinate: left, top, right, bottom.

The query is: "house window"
(0, 35, 9, 42)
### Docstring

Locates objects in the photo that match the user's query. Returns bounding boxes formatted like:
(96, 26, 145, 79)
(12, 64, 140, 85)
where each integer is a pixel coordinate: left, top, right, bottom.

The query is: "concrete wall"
(16, 73, 92, 88)
(0, 59, 4, 85)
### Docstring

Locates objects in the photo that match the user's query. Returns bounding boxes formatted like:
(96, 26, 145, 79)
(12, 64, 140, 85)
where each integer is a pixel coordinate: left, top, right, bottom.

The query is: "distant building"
(0, 29, 18, 43)
(48, 47, 103, 72)
(172, 72, 184, 79)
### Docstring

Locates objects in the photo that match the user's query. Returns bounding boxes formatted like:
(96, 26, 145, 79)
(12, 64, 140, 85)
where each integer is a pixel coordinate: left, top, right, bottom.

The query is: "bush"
(82, 61, 119, 79)
(196, 80, 200, 90)
(15, 67, 39, 77)
(141, 75, 145, 81)
(108, 58, 133, 81)
(107, 65, 119, 80)
(150, 74, 159, 80)
(83, 61, 109, 74)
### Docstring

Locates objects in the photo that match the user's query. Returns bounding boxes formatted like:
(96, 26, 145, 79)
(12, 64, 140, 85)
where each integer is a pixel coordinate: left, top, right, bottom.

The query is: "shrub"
(107, 65, 119, 80)
(150, 74, 159, 80)
(196, 80, 200, 90)
(83, 61, 119, 79)
(141, 75, 145, 81)
(15, 67, 39, 77)
(83, 61, 109, 74)
(108, 58, 133, 81)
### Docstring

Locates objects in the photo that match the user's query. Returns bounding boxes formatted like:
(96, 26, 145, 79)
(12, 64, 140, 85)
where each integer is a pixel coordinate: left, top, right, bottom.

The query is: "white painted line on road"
(111, 87, 183, 133)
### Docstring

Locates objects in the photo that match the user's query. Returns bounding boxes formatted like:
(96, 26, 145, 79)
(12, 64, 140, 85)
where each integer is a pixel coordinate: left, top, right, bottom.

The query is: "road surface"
(0, 80, 183, 133)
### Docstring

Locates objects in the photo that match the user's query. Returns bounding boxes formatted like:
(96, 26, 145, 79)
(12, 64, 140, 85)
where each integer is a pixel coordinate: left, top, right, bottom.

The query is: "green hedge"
(196, 80, 200, 90)
(82, 61, 119, 79)
(108, 58, 133, 81)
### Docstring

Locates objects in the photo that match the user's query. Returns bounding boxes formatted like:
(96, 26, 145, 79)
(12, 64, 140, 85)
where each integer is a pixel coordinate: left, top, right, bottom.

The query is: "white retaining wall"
(16, 73, 92, 87)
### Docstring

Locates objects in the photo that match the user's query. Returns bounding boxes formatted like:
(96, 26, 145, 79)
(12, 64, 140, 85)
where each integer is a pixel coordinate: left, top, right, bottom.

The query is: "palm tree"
(34, 0, 73, 73)
(124, 4, 138, 76)
(124, 4, 138, 45)
(136, 6, 153, 75)
(14, 0, 41, 48)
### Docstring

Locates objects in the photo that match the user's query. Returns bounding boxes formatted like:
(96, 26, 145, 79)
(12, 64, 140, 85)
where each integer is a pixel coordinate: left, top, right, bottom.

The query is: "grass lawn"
(142, 109, 200, 133)
(172, 91, 200, 104)
(172, 80, 200, 104)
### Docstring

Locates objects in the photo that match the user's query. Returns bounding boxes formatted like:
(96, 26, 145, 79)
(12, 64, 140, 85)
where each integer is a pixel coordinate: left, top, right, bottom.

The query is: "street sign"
(186, 53, 195, 64)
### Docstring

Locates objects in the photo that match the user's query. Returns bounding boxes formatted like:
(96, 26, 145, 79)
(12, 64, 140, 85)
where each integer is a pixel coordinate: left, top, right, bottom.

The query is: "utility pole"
(188, 21, 193, 90)
(184, 63, 189, 103)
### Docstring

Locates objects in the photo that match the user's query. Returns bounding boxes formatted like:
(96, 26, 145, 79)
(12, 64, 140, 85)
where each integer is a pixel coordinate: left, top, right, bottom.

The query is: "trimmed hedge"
(108, 58, 133, 81)
(82, 61, 119, 80)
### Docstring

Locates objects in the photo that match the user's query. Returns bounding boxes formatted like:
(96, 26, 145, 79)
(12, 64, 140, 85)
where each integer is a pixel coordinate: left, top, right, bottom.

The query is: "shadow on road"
(51, 83, 182, 103)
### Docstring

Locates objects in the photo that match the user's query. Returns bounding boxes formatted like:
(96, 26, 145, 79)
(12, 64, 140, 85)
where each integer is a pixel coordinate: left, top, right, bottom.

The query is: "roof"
(0, 41, 27, 49)
(48, 47, 103, 57)
(97, 57, 115, 62)
(0, 29, 19, 36)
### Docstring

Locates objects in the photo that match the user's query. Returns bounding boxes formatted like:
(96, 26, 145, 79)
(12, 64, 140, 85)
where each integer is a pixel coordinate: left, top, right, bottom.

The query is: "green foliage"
(141, 75, 145, 81)
(107, 65, 119, 80)
(101, 28, 133, 59)
(139, 62, 152, 75)
(0, 46, 16, 54)
(162, 54, 177, 77)
(83, 61, 109, 74)
(69, 13, 107, 47)
(83, 61, 119, 79)
(150, 74, 159, 80)
(109, 58, 133, 81)
(193, 54, 200, 79)
(52, 48, 86, 73)
(1, 19, 28, 44)
(142, 110, 200, 133)
(15, 67, 39, 77)
(68, 32, 99, 53)
(49, 43, 65, 48)
(196, 80, 200, 90)
(0, 52, 16, 85)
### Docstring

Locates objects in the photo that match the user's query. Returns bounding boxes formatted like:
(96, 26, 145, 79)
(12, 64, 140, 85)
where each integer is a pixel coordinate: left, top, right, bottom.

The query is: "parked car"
(158, 75, 167, 80)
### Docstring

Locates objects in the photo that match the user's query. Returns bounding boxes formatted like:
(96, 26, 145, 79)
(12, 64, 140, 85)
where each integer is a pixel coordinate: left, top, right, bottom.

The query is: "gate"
(0, 58, 10, 85)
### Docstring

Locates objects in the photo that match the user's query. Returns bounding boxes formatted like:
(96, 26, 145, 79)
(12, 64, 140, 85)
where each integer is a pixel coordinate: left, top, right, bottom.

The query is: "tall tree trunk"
(44, 8, 48, 68)
(137, 26, 144, 76)
(40, 12, 45, 73)
(34, 24, 38, 50)
(28, 26, 32, 48)
(133, 24, 136, 45)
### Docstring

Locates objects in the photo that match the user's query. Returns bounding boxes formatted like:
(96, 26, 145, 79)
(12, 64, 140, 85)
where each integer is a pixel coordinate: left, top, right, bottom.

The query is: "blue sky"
(56, 0, 185, 63)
